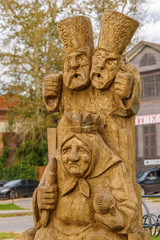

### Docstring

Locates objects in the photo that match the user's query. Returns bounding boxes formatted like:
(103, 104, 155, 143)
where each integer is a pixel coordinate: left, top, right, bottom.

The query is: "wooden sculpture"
(21, 10, 151, 240)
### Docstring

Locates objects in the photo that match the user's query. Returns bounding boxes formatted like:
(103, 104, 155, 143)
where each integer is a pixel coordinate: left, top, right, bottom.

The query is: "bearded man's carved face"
(90, 48, 120, 90)
(63, 51, 90, 90)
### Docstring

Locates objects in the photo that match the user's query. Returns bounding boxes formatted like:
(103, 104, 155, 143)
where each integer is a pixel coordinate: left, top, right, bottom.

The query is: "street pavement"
(0, 215, 34, 232)
(0, 198, 33, 234)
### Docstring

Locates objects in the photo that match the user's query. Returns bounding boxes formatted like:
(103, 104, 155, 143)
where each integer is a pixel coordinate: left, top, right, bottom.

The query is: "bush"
(15, 140, 48, 166)
(2, 165, 38, 181)
(0, 136, 10, 168)
(1, 139, 47, 181)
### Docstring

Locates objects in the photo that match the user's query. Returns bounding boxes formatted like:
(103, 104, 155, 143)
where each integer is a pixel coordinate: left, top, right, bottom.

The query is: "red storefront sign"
(135, 113, 160, 125)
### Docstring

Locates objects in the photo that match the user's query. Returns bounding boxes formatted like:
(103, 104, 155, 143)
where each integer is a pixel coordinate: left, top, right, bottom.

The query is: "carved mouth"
(69, 163, 79, 167)
(97, 73, 101, 78)
(74, 73, 79, 78)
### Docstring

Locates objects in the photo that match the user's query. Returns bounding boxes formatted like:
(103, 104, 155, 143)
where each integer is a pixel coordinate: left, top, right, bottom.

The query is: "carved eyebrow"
(65, 51, 87, 59)
(62, 143, 90, 153)
(76, 52, 85, 57)
(106, 57, 118, 61)
(62, 144, 71, 151)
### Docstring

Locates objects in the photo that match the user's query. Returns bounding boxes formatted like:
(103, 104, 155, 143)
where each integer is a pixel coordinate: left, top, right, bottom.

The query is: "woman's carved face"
(61, 137, 91, 177)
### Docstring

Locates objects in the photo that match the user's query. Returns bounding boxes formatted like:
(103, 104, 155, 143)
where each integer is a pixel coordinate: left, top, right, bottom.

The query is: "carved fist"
(37, 185, 57, 211)
(43, 73, 62, 99)
(93, 192, 116, 215)
(114, 70, 134, 99)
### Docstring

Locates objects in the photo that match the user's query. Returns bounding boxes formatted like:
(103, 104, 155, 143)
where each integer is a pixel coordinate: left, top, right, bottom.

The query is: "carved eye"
(62, 148, 71, 155)
(107, 61, 112, 65)
(65, 58, 70, 64)
(78, 148, 87, 154)
(97, 55, 101, 61)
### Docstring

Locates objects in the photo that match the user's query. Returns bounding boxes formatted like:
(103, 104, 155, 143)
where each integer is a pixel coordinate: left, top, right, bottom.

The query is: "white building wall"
(0, 122, 7, 132)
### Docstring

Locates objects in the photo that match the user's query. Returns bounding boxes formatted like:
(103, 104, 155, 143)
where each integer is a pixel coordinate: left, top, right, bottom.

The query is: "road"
(0, 197, 160, 233)
(142, 199, 160, 216)
(0, 216, 34, 232)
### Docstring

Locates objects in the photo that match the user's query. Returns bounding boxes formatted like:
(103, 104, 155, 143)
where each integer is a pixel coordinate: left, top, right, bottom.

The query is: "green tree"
(0, 136, 10, 179)
(0, 0, 73, 141)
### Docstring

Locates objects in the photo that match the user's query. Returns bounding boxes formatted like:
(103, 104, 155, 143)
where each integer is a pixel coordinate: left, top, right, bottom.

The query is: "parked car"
(0, 179, 39, 199)
(136, 168, 160, 195)
(0, 180, 8, 187)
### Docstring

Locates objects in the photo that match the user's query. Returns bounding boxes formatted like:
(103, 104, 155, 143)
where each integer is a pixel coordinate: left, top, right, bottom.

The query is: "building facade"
(126, 41, 160, 171)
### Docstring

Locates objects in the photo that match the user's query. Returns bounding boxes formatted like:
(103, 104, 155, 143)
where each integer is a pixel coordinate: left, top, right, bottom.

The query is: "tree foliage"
(0, 0, 67, 140)
(0, 136, 10, 179)
(0, 0, 149, 141)
(1, 140, 47, 180)
(15, 140, 48, 166)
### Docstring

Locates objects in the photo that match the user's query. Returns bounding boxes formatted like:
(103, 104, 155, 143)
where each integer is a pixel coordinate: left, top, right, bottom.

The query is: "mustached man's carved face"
(63, 51, 90, 90)
(61, 137, 91, 177)
(90, 48, 120, 90)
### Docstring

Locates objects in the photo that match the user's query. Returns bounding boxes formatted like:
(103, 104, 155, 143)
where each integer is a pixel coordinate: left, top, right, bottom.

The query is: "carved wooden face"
(90, 48, 120, 90)
(63, 51, 90, 90)
(61, 137, 91, 177)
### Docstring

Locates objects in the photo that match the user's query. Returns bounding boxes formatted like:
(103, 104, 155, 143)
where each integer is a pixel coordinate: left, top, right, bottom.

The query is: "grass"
(0, 203, 32, 217)
(0, 232, 22, 239)
(0, 232, 159, 240)
(0, 212, 33, 218)
(144, 197, 160, 200)
(151, 237, 160, 240)
(0, 203, 25, 210)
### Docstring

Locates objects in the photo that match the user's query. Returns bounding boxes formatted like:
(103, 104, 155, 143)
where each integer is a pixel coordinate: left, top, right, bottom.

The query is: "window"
(147, 171, 157, 180)
(140, 53, 156, 67)
(156, 74, 160, 96)
(143, 125, 157, 159)
(141, 74, 160, 100)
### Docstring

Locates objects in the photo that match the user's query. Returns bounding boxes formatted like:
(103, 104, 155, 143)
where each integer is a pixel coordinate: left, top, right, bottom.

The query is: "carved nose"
(68, 146, 79, 162)
(97, 60, 105, 70)
(71, 59, 80, 69)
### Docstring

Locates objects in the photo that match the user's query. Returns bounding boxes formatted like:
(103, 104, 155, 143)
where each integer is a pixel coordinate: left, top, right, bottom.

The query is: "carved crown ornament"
(57, 112, 102, 145)
(58, 16, 94, 59)
(98, 9, 139, 54)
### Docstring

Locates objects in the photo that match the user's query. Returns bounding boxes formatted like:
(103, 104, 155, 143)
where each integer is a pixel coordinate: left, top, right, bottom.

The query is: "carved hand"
(114, 70, 134, 100)
(43, 73, 62, 100)
(37, 185, 57, 211)
(93, 192, 116, 215)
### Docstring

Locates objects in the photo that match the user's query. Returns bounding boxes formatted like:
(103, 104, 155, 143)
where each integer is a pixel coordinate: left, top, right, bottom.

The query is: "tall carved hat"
(57, 16, 94, 58)
(98, 10, 139, 54)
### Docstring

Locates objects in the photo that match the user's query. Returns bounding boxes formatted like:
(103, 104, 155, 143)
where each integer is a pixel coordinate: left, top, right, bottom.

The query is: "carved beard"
(90, 68, 118, 90)
(63, 69, 90, 90)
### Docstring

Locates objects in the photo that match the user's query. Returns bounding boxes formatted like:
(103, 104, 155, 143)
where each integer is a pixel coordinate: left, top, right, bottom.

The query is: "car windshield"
(136, 171, 145, 179)
(3, 180, 21, 187)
